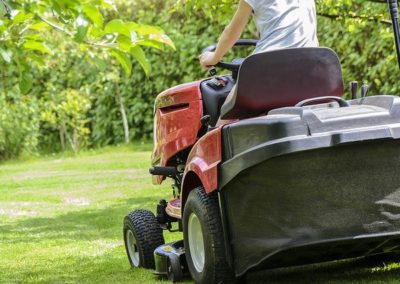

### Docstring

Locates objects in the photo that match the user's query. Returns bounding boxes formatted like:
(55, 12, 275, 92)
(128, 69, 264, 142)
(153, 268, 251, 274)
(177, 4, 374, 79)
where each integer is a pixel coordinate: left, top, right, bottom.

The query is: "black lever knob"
(350, 81, 358, 100)
(209, 68, 217, 77)
(201, 115, 211, 127)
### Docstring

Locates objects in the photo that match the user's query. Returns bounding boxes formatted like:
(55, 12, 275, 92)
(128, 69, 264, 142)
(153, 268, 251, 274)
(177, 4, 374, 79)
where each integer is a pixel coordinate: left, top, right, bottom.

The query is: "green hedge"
(2, 0, 400, 158)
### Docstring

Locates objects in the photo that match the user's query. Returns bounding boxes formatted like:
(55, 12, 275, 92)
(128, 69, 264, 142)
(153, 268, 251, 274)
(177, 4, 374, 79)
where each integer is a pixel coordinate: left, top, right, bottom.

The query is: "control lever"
(350, 81, 358, 99)
(201, 115, 211, 127)
(361, 85, 369, 98)
(207, 76, 228, 90)
(149, 166, 177, 178)
(209, 68, 217, 77)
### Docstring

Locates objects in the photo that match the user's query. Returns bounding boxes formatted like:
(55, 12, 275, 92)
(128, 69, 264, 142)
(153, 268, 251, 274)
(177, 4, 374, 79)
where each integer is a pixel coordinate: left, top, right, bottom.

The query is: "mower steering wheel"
(202, 39, 258, 72)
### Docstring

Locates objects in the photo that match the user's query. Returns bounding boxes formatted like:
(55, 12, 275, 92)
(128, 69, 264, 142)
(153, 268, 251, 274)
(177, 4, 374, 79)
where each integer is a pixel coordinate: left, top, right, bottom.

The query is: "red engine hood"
(152, 81, 203, 184)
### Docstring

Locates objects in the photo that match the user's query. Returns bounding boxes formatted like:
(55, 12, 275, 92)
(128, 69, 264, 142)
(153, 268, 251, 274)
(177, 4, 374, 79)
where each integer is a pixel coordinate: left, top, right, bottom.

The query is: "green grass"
(1, 145, 400, 283)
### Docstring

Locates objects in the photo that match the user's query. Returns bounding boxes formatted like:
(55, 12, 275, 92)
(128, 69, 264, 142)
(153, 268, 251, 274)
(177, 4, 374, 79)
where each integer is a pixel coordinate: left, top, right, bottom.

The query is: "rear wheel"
(123, 209, 164, 269)
(183, 187, 235, 284)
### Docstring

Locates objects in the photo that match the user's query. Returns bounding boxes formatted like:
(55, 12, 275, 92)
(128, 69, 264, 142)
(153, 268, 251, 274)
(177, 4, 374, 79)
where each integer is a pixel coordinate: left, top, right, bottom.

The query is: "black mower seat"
(220, 47, 344, 119)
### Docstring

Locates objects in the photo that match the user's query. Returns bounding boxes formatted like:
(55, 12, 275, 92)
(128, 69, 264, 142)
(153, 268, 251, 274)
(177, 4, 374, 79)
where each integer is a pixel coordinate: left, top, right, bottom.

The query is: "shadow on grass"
(248, 254, 400, 283)
(5, 246, 172, 284)
(0, 197, 156, 244)
(2, 196, 400, 283)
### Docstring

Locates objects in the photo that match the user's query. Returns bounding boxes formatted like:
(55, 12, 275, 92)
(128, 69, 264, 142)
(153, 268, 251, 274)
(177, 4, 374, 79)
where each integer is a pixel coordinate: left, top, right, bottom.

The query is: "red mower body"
(151, 81, 204, 184)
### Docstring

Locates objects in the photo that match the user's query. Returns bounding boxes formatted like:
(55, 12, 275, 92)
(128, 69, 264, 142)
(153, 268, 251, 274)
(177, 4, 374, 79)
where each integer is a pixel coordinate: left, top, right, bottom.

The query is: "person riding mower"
(123, 1, 400, 283)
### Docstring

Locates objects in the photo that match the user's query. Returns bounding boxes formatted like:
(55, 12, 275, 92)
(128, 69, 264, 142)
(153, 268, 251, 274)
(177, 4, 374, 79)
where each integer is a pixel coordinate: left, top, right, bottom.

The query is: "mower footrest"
(166, 199, 182, 219)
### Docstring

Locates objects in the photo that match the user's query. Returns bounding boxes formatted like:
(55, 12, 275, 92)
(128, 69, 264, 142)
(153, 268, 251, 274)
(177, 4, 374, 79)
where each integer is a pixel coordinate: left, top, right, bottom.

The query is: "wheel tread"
(184, 187, 236, 283)
(124, 209, 164, 269)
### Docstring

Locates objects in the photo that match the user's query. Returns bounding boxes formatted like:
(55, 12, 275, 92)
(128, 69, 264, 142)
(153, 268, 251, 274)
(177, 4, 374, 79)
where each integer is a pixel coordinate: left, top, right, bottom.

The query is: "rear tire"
(183, 187, 235, 284)
(123, 209, 164, 269)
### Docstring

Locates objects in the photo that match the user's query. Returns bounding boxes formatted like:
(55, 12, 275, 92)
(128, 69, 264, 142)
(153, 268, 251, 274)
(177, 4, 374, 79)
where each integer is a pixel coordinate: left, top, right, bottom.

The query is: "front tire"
(183, 187, 235, 284)
(123, 209, 164, 269)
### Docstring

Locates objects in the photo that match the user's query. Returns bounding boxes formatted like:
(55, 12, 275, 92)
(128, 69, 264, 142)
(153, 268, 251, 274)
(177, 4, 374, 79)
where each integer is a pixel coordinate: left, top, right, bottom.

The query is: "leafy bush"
(0, 91, 39, 159)
(3, 0, 400, 159)
(41, 89, 91, 153)
(90, 0, 227, 145)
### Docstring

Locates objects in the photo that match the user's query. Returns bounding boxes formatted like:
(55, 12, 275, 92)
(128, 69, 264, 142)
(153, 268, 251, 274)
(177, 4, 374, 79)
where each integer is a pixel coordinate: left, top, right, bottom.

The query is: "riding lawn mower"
(123, 1, 400, 283)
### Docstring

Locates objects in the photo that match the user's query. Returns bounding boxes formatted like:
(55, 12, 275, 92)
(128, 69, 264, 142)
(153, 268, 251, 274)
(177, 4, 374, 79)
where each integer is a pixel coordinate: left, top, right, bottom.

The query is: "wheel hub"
(188, 212, 205, 273)
(126, 230, 140, 267)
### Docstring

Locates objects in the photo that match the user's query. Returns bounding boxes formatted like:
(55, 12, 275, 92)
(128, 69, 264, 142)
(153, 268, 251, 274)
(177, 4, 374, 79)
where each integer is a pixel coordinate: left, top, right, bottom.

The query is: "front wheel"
(183, 187, 235, 284)
(123, 209, 164, 269)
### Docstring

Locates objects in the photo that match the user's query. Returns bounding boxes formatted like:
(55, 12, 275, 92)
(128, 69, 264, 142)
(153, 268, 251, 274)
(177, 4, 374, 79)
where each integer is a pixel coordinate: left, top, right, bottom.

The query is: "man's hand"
(199, 51, 220, 69)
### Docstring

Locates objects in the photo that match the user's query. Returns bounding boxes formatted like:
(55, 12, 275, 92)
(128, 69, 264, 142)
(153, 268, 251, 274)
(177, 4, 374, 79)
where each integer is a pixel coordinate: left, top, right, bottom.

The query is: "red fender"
(181, 127, 222, 209)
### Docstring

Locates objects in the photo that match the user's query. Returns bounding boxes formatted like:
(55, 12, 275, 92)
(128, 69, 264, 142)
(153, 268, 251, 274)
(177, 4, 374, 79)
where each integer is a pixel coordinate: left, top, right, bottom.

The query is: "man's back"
(245, 0, 319, 53)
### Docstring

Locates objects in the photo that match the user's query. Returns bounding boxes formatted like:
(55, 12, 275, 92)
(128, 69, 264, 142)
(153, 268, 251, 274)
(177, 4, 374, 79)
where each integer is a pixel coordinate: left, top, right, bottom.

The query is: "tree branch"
(318, 12, 392, 25)
(0, 0, 12, 19)
(36, 14, 74, 37)
(36, 14, 117, 48)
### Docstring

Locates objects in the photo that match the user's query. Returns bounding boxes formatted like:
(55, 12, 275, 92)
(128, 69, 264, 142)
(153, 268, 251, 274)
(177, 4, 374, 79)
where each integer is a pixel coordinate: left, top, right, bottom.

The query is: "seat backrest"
(220, 48, 344, 119)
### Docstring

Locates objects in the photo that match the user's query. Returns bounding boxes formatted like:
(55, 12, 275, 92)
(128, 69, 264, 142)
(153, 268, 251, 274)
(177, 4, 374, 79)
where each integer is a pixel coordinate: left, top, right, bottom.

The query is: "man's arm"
(199, 0, 253, 69)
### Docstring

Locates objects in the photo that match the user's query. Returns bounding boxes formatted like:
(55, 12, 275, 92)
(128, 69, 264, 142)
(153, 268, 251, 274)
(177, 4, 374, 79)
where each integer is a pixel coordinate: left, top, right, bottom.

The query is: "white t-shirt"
(244, 0, 319, 53)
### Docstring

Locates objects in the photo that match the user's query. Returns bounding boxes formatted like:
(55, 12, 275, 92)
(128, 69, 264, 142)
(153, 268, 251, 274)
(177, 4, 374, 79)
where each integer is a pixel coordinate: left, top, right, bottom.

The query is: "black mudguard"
(219, 96, 400, 276)
(221, 140, 400, 276)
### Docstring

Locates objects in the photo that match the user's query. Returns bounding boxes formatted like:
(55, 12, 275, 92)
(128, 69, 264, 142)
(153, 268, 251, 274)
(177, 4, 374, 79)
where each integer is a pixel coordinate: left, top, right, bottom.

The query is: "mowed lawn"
(1, 145, 400, 283)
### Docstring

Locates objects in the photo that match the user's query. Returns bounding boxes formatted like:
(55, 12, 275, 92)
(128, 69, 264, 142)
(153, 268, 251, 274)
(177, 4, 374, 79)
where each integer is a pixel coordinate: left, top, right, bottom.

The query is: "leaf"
(0, 49, 12, 63)
(137, 39, 165, 50)
(135, 24, 163, 35)
(29, 21, 50, 31)
(0, 4, 5, 19)
(20, 72, 33, 94)
(93, 56, 107, 72)
(29, 53, 45, 66)
(13, 11, 33, 24)
(110, 49, 132, 75)
(135, 25, 175, 50)
(23, 34, 45, 41)
(149, 34, 175, 50)
(104, 19, 130, 37)
(130, 45, 151, 77)
(74, 24, 88, 43)
(89, 26, 102, 37)
(83, 5, 103, 28)
(100, 0, 117, 10)
(23, 40, 52, 54)
(117, 35, 132, 52)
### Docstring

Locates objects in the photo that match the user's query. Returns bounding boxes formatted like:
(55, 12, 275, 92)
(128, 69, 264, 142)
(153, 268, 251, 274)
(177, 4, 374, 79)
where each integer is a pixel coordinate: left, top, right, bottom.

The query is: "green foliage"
(0, 91, 39, 160)
(3, 0, 400, 159)
(0, 0, 174, 159)
(88, 0, 256, 145)
(41, 89, 92, 153)
(317, 1, 400, 96)
(0, 0, 173, 94)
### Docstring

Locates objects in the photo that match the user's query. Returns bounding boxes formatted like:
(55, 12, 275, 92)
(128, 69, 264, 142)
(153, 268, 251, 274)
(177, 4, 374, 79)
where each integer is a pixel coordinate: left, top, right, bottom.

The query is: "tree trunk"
(59, 122, 66, 151)
(115, 82, 130, 144)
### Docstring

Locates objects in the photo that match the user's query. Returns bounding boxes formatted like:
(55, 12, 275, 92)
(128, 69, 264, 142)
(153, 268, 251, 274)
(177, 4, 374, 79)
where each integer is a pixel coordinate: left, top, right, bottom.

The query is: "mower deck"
(241, 232, 400, 274)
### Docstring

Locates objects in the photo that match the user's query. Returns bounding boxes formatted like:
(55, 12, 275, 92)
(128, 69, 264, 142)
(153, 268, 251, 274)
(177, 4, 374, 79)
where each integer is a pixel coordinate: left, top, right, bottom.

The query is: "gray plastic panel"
(220, 95, 400, 188)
